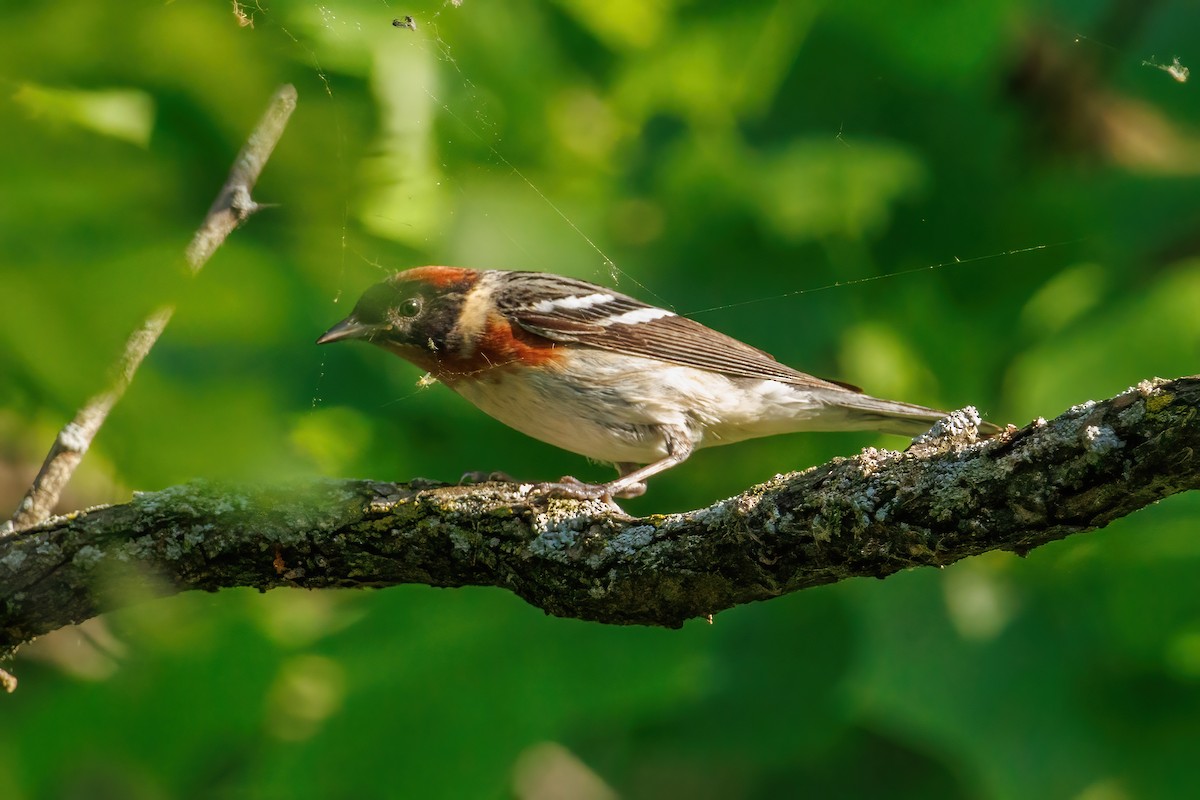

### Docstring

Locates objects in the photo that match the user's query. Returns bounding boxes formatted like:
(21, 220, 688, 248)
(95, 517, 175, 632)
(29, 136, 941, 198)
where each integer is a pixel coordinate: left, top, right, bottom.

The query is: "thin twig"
(4, 84, 298, 536)
(186, 84, 297, 273)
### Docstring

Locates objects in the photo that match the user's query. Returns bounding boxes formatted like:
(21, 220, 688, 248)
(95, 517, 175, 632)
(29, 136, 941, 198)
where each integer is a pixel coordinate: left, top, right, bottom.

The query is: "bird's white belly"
(448, 364, 667, 464)
(445, 351, 827, 465)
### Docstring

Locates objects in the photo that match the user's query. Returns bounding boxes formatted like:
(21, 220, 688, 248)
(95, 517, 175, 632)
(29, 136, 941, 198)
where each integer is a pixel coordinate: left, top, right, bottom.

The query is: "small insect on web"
(232, 0, 259, 28)
(1142, 56, 1190, 84)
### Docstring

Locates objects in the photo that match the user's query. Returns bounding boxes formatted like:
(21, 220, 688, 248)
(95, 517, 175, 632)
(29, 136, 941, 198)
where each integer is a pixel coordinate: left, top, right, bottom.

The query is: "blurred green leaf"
(13, 83, 155, 147)
(756, 139, 926, 241)
(1006, 261, 1200, 417)
(289, 406, 372, 475)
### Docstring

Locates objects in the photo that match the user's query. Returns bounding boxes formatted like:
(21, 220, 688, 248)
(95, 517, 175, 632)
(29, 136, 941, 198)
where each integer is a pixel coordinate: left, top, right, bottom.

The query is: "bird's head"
(316, 266, 480, 371)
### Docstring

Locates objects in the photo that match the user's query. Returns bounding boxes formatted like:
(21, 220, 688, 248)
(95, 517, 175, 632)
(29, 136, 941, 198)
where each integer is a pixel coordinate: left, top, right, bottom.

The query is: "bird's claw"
(532, 477, 616, 510)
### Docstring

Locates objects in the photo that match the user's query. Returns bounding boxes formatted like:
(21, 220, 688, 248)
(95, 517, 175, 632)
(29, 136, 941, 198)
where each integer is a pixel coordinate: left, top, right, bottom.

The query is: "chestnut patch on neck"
(436, 314, 563, 381)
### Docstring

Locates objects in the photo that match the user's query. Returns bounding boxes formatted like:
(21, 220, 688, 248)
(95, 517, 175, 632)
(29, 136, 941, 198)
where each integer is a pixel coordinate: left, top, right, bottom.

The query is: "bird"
(317, 267, 998, 500)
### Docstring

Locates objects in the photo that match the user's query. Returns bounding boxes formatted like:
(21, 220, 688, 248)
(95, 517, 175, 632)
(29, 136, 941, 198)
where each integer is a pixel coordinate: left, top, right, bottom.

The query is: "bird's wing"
(496, 271, 858, 392)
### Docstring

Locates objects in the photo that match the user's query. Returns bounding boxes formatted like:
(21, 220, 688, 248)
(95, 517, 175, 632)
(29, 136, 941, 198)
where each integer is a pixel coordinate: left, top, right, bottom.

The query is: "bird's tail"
(815, 390, 1003, 438)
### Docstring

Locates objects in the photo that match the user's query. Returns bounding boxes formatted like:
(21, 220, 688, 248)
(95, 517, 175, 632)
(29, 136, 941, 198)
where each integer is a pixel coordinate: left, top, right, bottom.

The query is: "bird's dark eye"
(399, 296, 423, 317)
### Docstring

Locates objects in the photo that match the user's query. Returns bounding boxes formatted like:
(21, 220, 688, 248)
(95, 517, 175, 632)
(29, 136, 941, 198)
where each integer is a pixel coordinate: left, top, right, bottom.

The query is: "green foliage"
(3, 0, 1200, 796)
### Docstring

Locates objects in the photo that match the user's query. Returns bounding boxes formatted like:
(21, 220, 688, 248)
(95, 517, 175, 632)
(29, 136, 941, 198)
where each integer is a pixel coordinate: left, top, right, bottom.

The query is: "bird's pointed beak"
(316, 315, 373, 345)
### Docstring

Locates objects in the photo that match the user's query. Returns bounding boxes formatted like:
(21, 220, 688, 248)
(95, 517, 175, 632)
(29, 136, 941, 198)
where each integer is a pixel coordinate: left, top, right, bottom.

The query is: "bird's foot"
(539, 475, 610, 500)
(536, 475, 645, 510)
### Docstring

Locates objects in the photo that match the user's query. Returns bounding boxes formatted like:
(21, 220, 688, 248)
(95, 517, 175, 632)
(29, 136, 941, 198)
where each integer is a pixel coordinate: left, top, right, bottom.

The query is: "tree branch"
(2, 376, 1196, 659)
(3, 84, 298, 536)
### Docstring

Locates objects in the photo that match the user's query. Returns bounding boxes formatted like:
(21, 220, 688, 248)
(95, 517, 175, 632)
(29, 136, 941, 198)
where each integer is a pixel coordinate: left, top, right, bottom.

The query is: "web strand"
(683, 241, 1079, 316)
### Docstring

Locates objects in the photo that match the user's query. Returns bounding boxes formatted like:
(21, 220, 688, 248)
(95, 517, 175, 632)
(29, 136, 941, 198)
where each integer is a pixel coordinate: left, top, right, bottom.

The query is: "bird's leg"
(610, 463, 647, 498)
(601, 454, 683, 498)
(541, 428, 694, 502)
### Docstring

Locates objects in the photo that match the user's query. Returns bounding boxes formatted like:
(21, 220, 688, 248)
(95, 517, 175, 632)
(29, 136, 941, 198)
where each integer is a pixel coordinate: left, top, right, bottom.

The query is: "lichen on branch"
(2, 376, 1197, 659)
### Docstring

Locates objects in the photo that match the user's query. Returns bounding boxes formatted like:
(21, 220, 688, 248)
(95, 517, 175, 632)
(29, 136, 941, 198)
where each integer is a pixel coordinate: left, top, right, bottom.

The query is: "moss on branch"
(3, 376, 1198, 657)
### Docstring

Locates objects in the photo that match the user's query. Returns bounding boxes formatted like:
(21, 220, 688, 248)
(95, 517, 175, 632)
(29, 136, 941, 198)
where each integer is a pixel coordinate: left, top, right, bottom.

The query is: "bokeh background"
(3, 0, 1200, 797)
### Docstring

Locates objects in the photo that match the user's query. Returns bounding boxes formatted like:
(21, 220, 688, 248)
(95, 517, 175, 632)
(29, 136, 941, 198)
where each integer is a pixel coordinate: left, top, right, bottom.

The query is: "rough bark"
(2, 377, 1197, 657)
